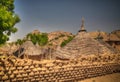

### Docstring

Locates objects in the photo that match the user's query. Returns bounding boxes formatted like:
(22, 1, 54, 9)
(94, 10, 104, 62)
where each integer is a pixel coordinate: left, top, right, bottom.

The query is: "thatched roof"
(22, 41, 42, 55)
(89, 31, 108, 41)
(0, 43, 18, 54)
(89, 31, 120, 41)
(106, 33, 120, 41)
(53, 31, 119, 59)
(32, 30, 40, 34)
(15, 41, 42, 57)
(53, 20, 119, 59)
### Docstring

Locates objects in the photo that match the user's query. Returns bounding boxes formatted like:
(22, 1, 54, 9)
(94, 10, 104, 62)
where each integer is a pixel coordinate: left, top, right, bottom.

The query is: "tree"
(38, 33, 48, 46)
(0, 0, 20, 45)
(15, 39, 25, 45)
(26, 33, 48, 46)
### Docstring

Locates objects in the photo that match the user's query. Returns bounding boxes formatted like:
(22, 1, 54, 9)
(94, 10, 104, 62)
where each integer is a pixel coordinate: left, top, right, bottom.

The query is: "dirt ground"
(79, 73, 120, 82)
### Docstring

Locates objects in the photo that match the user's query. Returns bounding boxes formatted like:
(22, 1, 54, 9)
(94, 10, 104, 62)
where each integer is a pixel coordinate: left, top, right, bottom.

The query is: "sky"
(10, 0, 120, 41)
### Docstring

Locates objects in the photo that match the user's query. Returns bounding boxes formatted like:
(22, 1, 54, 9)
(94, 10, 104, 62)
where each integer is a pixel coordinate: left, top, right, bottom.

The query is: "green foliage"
(26, 33, 48, 46)
(15, 39, 24, 45)
(38, 33, 48, 46)
(60, 36, 74, 47)
(0, 0, 14, 12)
(0, 0, 20, 45)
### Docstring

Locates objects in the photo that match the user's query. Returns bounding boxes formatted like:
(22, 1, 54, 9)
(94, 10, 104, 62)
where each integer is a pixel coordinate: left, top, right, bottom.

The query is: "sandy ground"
(79, 73, 120, 82)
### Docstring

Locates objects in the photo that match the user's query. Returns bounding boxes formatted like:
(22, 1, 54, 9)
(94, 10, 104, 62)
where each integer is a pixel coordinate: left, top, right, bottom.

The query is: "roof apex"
(78, 17, 87, 32)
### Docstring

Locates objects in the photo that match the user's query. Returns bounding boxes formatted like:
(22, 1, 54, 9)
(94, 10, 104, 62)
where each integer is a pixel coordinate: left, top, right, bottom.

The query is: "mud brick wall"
(0, 56, 120, 82)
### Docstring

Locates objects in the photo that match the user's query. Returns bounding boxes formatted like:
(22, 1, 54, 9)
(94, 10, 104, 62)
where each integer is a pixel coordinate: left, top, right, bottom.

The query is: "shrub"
(60, 36, 74, 47)
(26, 33, 48, 46)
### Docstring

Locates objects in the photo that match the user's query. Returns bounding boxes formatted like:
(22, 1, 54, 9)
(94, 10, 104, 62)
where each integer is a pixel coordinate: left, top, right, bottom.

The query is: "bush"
(15, 39, 25, 45)
(26, 33, 48, 46)
(60, 36, 74, 47)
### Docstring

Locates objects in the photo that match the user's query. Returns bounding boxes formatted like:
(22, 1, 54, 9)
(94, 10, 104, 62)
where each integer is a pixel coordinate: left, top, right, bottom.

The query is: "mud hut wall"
(0, 58, 120, 81)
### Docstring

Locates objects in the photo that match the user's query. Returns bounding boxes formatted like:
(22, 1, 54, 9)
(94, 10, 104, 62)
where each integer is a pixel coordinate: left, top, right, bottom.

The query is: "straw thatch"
(106, 33, 120, 41)
(14, 41, 42, 58)
(53, 19, 119, 60)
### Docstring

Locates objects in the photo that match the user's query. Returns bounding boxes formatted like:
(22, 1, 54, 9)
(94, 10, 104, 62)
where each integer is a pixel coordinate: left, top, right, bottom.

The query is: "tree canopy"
(26, 33, 48, 46)
(15, 39, 25, 45)
(0, 0, 20, 45)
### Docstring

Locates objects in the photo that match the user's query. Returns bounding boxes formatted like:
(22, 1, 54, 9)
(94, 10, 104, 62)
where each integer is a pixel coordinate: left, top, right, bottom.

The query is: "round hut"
(14, 41, 43, 60)
(53, 18, 119, 60)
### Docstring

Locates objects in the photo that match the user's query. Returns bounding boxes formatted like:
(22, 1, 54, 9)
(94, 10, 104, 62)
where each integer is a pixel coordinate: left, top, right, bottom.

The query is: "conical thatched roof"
(111, 30, 120, 38)
(0, 43, 18, 55)
(16, 41, 42, 57)
(106, 33, 120, 41)
(53, 32, 119, 59)
(89, 31, 108, 41)
(88, 30, 120, 41)
(22, 41, 42, 55)
(53, 19, 119, 59)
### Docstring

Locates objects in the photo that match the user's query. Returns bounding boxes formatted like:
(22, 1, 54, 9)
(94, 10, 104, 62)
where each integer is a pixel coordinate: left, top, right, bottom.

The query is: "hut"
(14, 41, 43, 60)
(53, 18, 119, 60)
(105, 32, 120, 50)
(89, 30, 120, 51)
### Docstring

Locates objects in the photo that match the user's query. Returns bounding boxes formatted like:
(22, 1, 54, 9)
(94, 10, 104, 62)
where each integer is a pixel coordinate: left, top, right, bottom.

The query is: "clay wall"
(0, 56, 120, 82)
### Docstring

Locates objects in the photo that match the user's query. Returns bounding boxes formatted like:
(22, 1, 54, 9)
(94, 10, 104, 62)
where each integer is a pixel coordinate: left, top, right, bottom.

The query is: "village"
(0, 18, 120, 81)
(0, 0, 120, 81)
